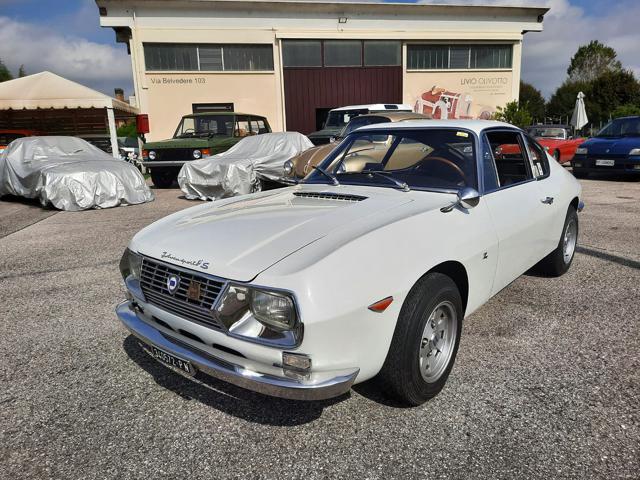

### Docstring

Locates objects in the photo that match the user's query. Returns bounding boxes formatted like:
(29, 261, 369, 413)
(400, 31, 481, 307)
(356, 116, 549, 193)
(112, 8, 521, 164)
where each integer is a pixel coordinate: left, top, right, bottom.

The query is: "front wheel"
(535, 206, 578, 277)
(376, 272, 463, 406)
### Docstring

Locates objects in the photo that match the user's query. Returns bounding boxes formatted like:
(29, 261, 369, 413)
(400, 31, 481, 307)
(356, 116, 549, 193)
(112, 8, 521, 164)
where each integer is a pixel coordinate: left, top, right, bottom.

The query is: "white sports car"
(117, 120, 583, 405)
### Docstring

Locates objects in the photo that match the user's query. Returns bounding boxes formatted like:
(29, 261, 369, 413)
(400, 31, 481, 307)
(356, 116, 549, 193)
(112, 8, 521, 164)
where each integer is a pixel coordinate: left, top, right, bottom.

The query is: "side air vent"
(293, 191, 367, 202)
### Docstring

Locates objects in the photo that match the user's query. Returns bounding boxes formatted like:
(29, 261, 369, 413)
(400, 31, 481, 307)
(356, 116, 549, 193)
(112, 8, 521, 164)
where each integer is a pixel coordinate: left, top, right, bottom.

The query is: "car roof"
(356, 112, 431, 122)
(331, 104, 413, 112)
(528, 124, 570, 129)
(358, 119, 517, 134)
(186, 112, 265, 118)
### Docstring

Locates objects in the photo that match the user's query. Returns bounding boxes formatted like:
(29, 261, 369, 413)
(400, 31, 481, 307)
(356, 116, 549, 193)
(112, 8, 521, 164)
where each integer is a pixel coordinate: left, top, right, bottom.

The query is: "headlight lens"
(119, 248, 142, 280)
(250, 290, 296, 331)
(193, 149, 202, 159)
(575, 147, 588, 155)
(629, 148, 640, 155)
(283, 160, 294, 176)
(148, 150, 156, 160)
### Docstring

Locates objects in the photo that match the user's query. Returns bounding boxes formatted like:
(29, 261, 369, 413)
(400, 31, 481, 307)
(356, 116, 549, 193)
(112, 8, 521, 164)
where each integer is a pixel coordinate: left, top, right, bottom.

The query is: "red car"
(526, 125, 585, 164)
(0, 129, 39, 155)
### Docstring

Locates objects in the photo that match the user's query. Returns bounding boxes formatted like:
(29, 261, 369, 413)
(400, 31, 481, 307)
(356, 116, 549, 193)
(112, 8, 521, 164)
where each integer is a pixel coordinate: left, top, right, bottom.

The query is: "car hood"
(581, 136, 640, 155)
(144, 137, 229, 149)
(130, 185, 427, 282)
(308, 127, 342, 139)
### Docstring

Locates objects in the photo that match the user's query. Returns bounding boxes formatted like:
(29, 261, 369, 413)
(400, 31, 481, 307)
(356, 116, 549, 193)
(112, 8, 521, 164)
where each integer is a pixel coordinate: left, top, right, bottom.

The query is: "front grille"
(293, 191, 367, 202)
(155, 148, 194, 161)
(140, 257, 225, 330)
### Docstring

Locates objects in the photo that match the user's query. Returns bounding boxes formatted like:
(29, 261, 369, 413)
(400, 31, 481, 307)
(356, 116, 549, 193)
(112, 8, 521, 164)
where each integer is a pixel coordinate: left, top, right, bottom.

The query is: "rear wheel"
(535, 206, 578, 277)
(377, 272, 463, 406)
(553, 150, 561, 162)
(150, 169, 175, 189)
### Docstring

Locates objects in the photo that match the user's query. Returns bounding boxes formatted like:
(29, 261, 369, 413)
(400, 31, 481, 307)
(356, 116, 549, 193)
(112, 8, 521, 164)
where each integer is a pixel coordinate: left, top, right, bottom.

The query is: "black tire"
(535, 206, 578, 277)
(377, 272, 463, 406)
(553, 150, 561, 162)
(150, 169, 175, 189)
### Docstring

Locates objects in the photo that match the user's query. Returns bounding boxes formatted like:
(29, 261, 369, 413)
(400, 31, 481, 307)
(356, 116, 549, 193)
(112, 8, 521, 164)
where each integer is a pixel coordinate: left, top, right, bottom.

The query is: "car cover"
(178, 132, 313, 200)
(0, 136, 154, 211)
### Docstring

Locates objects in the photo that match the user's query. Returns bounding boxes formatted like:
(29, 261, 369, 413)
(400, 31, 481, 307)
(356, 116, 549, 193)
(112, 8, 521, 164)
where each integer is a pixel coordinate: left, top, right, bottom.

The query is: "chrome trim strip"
(141, 161, 187, 167)
(116, 301, 358, 401)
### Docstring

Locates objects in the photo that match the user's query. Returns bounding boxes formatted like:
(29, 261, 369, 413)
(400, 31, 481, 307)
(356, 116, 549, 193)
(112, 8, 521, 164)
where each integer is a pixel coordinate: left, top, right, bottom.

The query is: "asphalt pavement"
(1, 175, 638, 479)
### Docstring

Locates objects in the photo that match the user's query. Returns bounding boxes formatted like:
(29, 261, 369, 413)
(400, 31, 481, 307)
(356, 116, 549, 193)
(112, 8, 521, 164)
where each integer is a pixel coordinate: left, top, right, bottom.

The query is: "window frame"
(406, 43, 514, 71)
(523, 134, 551, 181)
(481, 128, 536, 195)
(282, 39, 401, 69)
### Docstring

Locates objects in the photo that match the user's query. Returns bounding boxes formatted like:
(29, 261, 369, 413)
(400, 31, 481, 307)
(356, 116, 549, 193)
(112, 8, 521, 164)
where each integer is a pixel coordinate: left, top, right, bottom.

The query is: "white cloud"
(0, 15, 132, 97)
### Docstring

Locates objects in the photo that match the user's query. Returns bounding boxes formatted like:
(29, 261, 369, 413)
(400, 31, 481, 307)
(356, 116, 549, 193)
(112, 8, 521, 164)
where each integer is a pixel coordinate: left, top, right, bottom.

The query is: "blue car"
(572, 116, 640, 177)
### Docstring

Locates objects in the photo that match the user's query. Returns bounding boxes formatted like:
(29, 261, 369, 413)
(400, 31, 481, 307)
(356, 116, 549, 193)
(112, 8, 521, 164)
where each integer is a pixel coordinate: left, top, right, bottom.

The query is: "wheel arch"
(570, 196, 579, 210)
(421, 260, 469, 316)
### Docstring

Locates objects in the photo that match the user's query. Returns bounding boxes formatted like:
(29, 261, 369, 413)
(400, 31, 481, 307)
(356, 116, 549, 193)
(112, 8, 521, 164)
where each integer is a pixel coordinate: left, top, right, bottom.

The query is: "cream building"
(97, 0, 548, 141)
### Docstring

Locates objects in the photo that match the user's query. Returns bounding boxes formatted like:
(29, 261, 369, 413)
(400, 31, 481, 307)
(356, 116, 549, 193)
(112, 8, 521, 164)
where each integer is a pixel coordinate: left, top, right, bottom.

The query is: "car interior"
(485, 131, 532, 187)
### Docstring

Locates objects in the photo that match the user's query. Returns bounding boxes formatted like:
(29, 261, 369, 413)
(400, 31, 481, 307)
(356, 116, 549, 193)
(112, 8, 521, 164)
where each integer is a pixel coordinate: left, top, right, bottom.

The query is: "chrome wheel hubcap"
(563, 219, 577, 264)
(419, 301, 457, 383)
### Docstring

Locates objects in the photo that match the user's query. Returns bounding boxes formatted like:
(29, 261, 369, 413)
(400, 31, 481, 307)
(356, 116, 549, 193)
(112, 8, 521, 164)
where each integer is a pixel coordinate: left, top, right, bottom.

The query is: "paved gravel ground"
(1, 175, 638, 479)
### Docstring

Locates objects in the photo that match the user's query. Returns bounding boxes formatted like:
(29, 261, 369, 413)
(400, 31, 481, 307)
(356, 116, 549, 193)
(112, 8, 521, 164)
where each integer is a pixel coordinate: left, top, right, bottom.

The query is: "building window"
(144, 43, 274, 71)
(282, 40, 401, 68)
(407, 44, 513, 70)
(282, 40, 322, 67)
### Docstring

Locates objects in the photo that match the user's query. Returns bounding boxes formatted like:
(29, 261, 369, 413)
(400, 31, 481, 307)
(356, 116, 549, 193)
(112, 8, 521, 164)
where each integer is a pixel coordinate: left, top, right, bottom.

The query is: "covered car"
(0, 136, 154, 211)
(178, 132, 313, 200)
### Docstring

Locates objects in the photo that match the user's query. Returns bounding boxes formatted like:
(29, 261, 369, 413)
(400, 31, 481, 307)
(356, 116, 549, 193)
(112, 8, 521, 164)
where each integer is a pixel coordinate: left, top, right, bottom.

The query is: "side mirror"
(441, 187, 480, 212)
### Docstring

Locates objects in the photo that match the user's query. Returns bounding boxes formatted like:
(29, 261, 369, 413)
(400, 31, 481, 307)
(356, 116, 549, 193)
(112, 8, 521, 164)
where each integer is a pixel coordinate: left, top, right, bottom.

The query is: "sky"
(0, 0, 639, 100)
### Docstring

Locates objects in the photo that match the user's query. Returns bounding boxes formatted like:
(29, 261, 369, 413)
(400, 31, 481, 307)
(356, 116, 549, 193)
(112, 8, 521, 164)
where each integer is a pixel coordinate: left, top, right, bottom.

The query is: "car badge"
(166, 274, 180, 294)
(187, 281, 201, 301)
(606, 149, 610, 153)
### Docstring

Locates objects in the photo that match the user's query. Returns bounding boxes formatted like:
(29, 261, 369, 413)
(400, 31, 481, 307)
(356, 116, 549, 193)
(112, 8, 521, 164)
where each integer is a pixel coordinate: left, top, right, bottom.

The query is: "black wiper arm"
(312, 165, 340, 186)
(345, 169, 410, 192)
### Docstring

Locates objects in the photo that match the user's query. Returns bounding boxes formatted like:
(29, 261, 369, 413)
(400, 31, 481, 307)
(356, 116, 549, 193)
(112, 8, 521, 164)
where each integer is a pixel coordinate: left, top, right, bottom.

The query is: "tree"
(567, 40, 622, 83)
(18, 65, 26, 77)
(117, 123, 137, 138)
(492, 101, 532, 128)
(0, 58, 12, 82)
(519, 81, 546, 121)
(611, 104, 640, 118)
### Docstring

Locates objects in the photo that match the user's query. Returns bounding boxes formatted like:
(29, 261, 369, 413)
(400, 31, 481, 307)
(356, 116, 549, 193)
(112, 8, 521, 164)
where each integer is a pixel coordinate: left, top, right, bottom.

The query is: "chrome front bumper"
(116, 301, 359, 401)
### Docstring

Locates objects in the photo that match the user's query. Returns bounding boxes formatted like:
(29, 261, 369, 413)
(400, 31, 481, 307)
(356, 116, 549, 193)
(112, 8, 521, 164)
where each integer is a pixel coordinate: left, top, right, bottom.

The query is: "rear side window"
(484, 131, 532, 188)
(525, 136, 550, 178)
(235, 116, 251, 137)
(250, 117, 269, 134)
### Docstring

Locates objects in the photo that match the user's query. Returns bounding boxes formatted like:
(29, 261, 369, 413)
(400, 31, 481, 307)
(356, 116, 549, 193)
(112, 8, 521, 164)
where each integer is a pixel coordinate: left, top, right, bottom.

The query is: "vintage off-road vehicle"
(142, 112, 271, 188)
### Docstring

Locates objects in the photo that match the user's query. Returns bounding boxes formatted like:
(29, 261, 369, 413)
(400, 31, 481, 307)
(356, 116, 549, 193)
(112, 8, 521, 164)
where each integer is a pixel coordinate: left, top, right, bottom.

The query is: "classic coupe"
(526, 125, 584, 164)
(572, 116, 640, 177)
(117, 120, 583, 405)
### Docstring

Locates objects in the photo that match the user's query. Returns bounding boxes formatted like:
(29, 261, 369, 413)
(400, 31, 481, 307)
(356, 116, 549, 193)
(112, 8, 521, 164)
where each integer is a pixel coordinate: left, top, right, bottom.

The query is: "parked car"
(142, 112, 271, 188)
(117, 120, 583, 405)
(79, 134, 114, 154)
(526, 125, 585, 164)
(118, 136, 140, 162)
(0, 129, 39, 154)
(285, 112, 431, 179)
(308, 104, 413, 145)
(572, 116, 640, 177)
(0, 136, 154, 211)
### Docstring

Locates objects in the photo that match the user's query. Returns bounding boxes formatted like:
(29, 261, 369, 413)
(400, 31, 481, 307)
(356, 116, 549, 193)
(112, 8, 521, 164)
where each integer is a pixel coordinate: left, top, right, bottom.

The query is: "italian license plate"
(149, 345, 194, 375)
(596, 159, 615, 167)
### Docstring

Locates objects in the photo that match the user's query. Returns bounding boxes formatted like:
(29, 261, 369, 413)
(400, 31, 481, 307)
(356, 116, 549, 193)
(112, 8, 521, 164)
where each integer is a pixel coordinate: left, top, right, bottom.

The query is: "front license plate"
(596, 159, 615, 166)
(149, 345, 194, 375)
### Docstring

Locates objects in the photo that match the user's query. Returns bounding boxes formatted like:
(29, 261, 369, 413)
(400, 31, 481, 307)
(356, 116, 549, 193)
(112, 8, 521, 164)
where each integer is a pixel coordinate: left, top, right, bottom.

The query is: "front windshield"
(325, 109, 368, 128)
(528, 127, 567, 139)
(174, 115, 234, 138)
(306, 128, 477, 191)
(596, 117, 640, 137)
(338, 115, 390, 138)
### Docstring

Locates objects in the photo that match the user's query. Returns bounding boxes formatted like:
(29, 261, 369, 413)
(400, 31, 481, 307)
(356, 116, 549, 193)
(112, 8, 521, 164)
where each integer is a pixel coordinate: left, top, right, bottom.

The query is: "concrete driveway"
(1, 176, 638, 479)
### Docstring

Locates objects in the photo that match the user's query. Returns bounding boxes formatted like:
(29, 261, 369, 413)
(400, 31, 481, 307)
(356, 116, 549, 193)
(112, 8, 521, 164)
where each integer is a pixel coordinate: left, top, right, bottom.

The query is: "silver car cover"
(178, 132, 313, 201)
(0, 136, 154, 211)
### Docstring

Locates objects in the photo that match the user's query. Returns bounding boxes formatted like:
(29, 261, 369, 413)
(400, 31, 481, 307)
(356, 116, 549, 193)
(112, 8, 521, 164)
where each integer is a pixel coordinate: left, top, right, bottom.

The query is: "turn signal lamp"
(368, 296, 393, 313)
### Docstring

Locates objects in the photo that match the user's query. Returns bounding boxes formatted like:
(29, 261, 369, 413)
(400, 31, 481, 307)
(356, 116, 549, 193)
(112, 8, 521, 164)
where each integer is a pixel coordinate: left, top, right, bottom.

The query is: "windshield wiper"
(341, 170, 410, 192)
(312, 165, 340, 186)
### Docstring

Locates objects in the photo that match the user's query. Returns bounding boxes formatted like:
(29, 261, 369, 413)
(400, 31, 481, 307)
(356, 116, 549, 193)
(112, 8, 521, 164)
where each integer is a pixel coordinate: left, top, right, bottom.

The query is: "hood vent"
(293, 191, 368, 202)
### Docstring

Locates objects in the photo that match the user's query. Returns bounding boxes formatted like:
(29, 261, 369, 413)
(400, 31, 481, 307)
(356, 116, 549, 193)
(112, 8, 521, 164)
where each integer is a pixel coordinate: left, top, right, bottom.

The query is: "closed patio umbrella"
(570, 91, 588, 130)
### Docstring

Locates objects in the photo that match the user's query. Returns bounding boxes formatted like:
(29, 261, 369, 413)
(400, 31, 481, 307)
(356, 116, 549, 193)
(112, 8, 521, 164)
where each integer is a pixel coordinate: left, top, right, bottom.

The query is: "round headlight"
(283, 160, 294, 176)
(193, 149, 202, 159)
(148, 150, 156, 160)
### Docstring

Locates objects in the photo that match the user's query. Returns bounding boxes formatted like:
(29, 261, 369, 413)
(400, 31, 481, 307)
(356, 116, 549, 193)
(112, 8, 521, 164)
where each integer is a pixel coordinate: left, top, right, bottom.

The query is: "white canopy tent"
(0, 71, 137, 157)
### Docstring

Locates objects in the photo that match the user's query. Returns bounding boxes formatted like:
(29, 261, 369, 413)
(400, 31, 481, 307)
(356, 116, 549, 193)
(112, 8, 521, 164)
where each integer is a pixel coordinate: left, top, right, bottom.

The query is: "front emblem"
(606, 148, 610, 153)
(166, 274, 180, 294)
(187, 281, 201, 301)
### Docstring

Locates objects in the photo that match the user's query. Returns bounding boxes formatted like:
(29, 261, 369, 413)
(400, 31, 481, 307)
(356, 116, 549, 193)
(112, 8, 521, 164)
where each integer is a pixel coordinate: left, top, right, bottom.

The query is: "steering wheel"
(182, 128, 195, 134)
(415, 156, 468, 184)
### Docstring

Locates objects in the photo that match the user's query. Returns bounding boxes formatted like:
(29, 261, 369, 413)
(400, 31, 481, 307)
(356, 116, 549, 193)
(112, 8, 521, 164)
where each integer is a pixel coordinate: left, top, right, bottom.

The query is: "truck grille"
(155, 148, 194, 161)
(140, 257, 225, 330)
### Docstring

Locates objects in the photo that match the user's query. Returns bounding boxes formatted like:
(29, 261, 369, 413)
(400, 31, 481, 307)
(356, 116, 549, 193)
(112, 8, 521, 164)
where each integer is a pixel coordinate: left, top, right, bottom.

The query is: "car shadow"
(352, 380, 415, 409)
(122, 335, 346, 426)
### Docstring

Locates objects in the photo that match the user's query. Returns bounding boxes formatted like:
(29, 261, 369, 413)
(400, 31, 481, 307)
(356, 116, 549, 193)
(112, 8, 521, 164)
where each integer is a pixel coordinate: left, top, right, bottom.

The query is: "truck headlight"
(215, 284, 301, 346)
(148, 150, 156, 160)
(629, 148, 640, 155)
(193, 149, 202, 159)
(119, 248, 143, 281)
(575, 147, 588, 155)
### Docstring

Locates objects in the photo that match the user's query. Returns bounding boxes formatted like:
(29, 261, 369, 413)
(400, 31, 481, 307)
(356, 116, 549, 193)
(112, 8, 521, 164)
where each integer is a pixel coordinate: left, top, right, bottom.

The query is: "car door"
(481, 129, 551, 295)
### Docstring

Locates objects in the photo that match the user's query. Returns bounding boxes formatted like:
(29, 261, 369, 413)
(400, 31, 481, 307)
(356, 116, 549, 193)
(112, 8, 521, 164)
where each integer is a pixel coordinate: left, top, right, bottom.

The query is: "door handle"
(541, 196, 554, 205)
